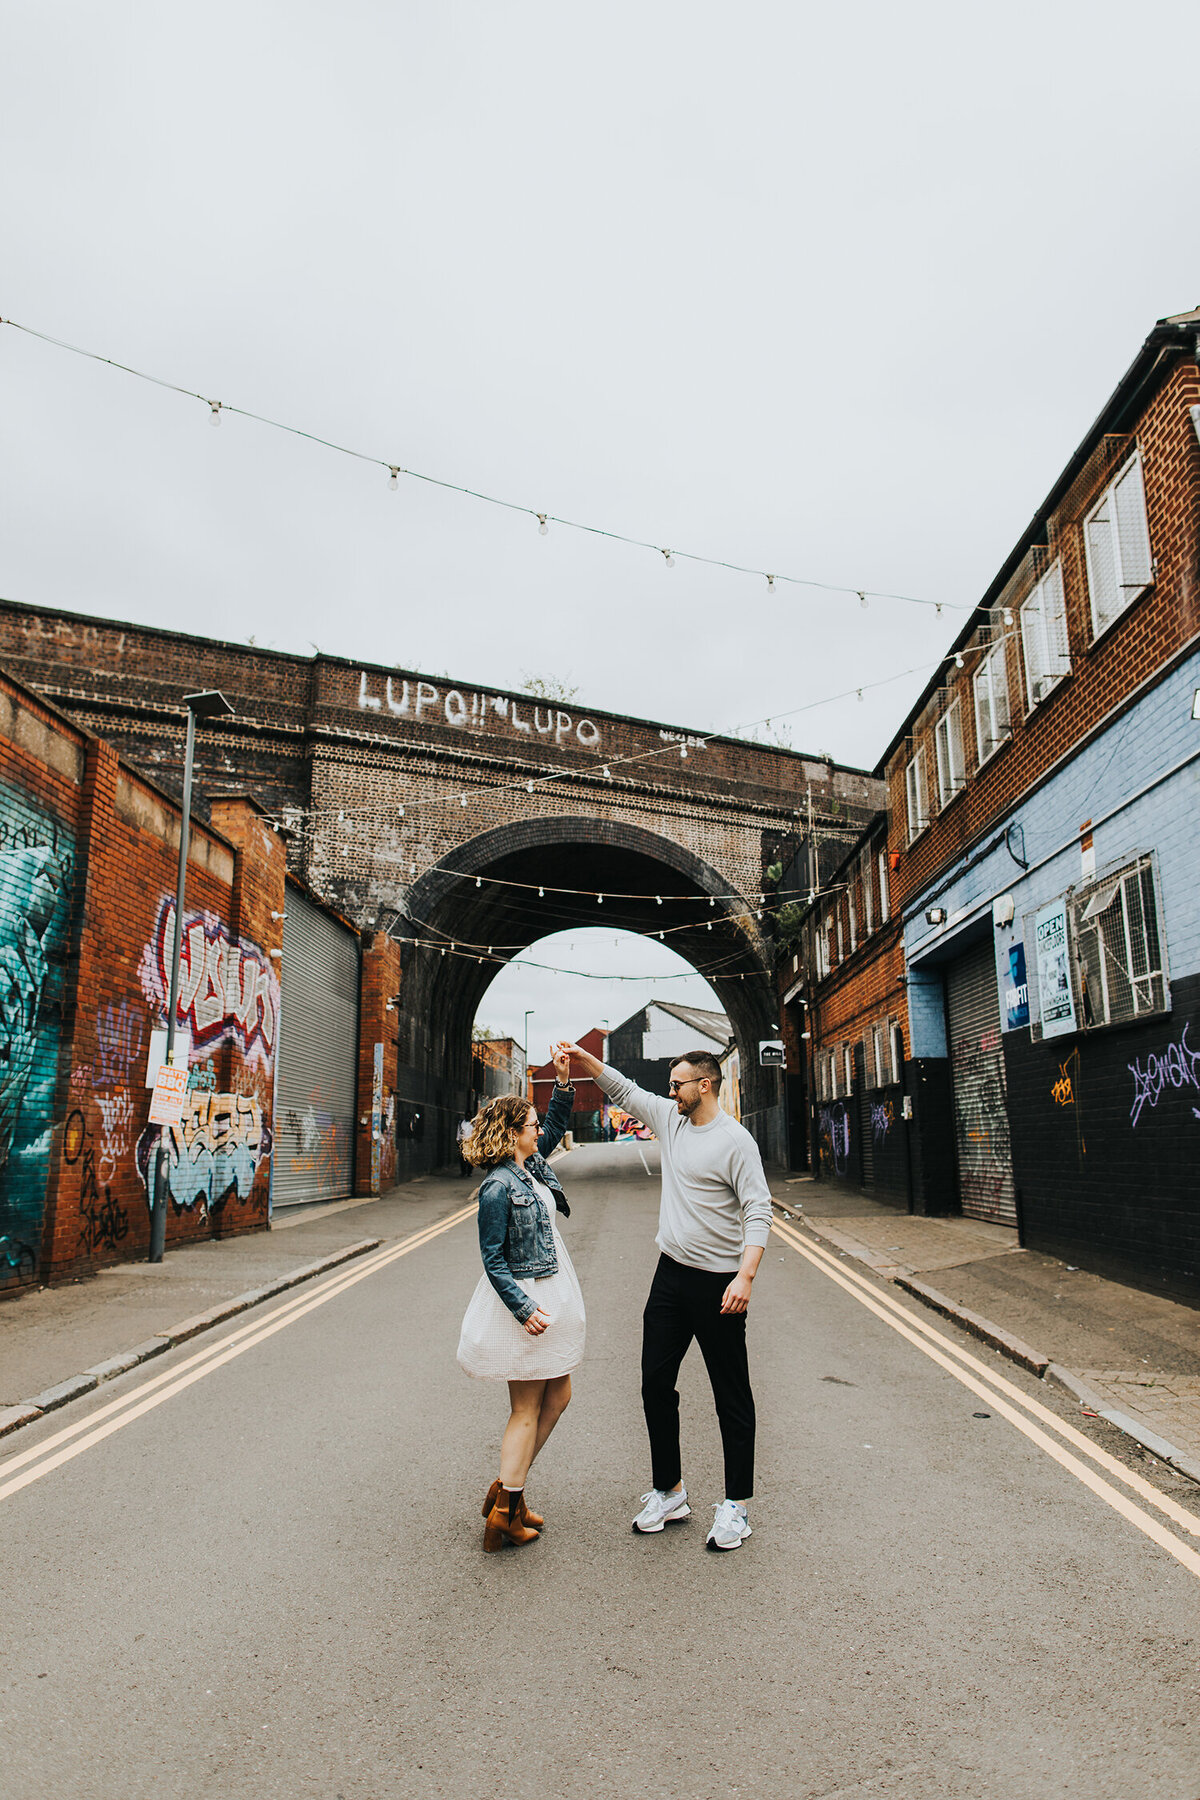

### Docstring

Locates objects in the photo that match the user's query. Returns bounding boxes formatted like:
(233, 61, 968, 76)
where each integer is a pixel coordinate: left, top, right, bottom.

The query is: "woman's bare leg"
(530, 1374, 572, 1464)
(499, 1378, 547, 1489)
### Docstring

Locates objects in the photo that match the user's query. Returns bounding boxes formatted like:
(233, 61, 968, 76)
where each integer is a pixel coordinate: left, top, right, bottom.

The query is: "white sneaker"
(706, 1500, 752, 1551)
(632, 1487, 691, 1533)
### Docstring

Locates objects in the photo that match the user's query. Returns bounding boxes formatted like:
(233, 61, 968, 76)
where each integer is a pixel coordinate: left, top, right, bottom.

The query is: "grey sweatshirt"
(596, 1064, 773, 1272)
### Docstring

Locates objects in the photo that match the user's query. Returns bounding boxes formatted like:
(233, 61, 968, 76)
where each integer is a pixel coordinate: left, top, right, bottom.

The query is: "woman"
(457, 1050, 584, 1551)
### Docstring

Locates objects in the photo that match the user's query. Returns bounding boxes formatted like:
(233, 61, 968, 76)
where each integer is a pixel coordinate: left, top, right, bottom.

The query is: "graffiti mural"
(92, 999, 146, 1089)
(136, 1091, 272, 1218)
(871, 1098, 895, 1146)
(65, 1106, 130, 1257)
(0, 785, 75, 1283)
(818, 1102, 850, 1176)
(138, 900, 278, 1070)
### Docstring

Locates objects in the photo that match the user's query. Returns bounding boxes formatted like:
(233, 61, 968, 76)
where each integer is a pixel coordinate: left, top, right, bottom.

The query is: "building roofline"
(875, 308, 1200, 772)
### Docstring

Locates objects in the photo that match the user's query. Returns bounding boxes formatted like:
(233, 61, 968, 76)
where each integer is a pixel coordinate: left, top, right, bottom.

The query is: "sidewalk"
(0, 1174, 477, 1433)
(776, 1176, 1200, 1482)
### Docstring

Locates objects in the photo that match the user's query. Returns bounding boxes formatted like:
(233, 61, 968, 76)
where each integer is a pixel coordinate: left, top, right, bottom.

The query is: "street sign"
(148, 1062, 189, 1125)
(758, 1040, 785, 1067)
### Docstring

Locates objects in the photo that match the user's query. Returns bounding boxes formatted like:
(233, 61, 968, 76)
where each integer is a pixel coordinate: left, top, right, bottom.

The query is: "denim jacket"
(476, 1083, 574, 1323)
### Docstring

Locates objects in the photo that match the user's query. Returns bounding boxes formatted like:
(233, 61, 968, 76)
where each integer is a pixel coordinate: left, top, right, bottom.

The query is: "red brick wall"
(357, 932, 403, 1194)
(0, 673, 292, 1285)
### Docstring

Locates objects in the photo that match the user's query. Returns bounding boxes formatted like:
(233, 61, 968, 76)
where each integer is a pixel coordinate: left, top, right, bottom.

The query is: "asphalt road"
(3, 1143, 1200, 1800)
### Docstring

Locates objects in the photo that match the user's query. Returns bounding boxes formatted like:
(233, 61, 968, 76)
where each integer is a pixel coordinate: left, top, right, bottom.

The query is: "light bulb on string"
(680, 745, 688, 759)
(858, 591, 868, 610)
(536, 514, 548, 536)
(936, 604, 943, 616)
(857, 689, 864, 702)
(398, 805, 405, 818)
(1002, 607, 1014, 625)
(766, 575, 775, 593)
(388, 467, 399, 490)
(597, 894, 604, 905)
(661, 550, 675, 568)
(460, 794, 468, 807)
(209, 401, 221, 426)
(655, 895, 662, 905)
(602, 766, 611, 780)
(954, 653, 965, 669)
(526, 780, 535, 794)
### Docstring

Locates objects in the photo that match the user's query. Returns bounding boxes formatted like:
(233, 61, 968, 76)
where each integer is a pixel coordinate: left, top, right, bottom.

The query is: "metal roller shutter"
(946, 939, 1016, 1227)
(272, 886, 359, 1208)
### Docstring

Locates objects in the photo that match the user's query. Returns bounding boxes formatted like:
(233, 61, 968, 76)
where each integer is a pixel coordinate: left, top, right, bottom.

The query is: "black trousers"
(641, 1252, 756, 1501)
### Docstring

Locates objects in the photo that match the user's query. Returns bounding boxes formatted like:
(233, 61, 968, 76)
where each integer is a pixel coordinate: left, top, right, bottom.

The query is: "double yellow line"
(0, 1202, 478, 1507)
(771, 1213, 1200, 1582)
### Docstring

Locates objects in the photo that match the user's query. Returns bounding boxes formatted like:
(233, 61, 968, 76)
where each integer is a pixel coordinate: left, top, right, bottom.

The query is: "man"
(456, 1114, 474, 1177)
(559, 1039, 772, 1551)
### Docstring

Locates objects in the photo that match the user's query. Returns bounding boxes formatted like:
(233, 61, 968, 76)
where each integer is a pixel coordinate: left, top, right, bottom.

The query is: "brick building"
(529, 1028, 608, 1140)
(789, 305, 1200, 1298)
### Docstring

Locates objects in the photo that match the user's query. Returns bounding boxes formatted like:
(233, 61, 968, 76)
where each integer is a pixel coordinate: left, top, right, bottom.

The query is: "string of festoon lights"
(1, 313, 973, 617)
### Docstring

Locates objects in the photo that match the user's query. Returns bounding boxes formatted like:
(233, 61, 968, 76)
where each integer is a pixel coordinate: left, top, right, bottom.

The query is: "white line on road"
(771, 1216, 1200, 1582)
(0, 1202, 479, 1505)
(636, 1145, 652, 1178)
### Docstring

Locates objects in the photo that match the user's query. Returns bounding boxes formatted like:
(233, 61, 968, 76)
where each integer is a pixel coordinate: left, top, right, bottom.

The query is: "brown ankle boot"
(483, 1479, 544, 1531)
(483, 1486, 540, 1552)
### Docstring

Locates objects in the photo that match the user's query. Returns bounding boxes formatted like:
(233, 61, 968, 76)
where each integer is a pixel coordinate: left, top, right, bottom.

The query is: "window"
(934, 699, 965, 806)
(878, 850, 890, 921)
(1084, 453, 1153, 636)
(905, 749, 929, 842)
(1020, 561, 1071, 707)
(974, 642, 1011, 763)
(861, 852, 874, 935)
(1073, 857, 1168, 1028)
(847, 880, 858, 952)
(889, 1020, 903, 1083)
(835, 907, 844, 963)
(843, 1043, 853, 1095)
(872, 1021, 888, 1087)
(816, 917, 830, 979)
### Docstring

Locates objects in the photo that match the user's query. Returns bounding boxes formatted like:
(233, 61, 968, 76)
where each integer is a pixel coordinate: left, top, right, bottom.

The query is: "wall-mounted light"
(992, 894, 1015, 928)
(925, 906, 947, 926)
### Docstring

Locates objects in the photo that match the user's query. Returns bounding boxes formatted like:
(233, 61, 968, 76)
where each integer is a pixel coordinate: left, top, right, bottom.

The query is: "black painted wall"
(1004, 971, 1200, 1301)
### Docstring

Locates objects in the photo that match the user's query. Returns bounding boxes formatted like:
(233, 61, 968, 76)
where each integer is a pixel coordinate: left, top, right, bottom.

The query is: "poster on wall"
(1004, 943, 1030, 1031)
(1034, 898, 1077, 1039)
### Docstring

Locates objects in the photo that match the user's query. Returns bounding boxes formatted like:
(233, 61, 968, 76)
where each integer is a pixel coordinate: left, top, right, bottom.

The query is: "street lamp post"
(149, 690, 235, 1263)
(523, 1010, 535, 1098)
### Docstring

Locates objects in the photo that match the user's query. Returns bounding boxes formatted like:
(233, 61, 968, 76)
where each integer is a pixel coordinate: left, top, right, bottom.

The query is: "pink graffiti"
(138, 900, 278, 1071)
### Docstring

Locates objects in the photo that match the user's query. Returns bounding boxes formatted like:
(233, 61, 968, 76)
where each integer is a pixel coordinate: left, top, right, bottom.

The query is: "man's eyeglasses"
(668, 1077, 705, 1093)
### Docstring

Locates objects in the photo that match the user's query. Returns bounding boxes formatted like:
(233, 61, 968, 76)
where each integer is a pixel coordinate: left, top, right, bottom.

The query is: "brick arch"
(392, 814, 782, 1172)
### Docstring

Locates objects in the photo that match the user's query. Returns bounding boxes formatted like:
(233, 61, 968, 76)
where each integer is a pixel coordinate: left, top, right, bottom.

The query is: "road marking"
(770, 1217, 1200, 1580)
(636, 1145, 652, 1179)
(0, 1202, 478, 1506)
(773, 1216, 1200, 1535)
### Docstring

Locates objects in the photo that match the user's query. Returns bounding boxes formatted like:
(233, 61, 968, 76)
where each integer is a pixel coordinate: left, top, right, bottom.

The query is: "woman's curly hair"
(464, 1093, 533, 1169)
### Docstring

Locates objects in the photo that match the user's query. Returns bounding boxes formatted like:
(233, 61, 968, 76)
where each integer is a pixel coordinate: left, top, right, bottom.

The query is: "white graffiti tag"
(1128, 1021, 1200, 1127)
(357, 673, 601, 749)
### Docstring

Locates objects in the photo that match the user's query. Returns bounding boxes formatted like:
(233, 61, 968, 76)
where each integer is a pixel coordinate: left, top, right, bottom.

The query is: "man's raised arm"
(557, 1042, 675, 1136)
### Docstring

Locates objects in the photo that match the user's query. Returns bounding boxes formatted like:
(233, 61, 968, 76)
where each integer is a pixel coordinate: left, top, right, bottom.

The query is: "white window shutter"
(1113, 456, 1153, 590)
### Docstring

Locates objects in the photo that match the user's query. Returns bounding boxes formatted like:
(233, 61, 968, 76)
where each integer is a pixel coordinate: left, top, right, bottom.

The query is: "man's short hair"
(670, 1050, 723, 1094)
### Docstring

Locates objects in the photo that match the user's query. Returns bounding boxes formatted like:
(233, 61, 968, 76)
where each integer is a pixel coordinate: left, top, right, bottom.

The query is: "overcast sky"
(4, 2, 1197, 1044)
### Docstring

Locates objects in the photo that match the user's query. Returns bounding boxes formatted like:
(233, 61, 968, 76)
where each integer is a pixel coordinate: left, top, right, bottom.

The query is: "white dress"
(457, 1176, 586, 1381)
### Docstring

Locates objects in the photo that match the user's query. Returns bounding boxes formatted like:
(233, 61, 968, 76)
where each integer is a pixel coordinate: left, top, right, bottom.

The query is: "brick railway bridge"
(0, 598, 882, 1172)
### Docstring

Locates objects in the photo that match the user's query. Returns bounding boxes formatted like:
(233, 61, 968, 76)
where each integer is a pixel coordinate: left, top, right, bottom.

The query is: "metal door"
(946, 938, 1016, 1226)
(855, 1042, 874, 1188)
(272, 886, 359, 1207)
